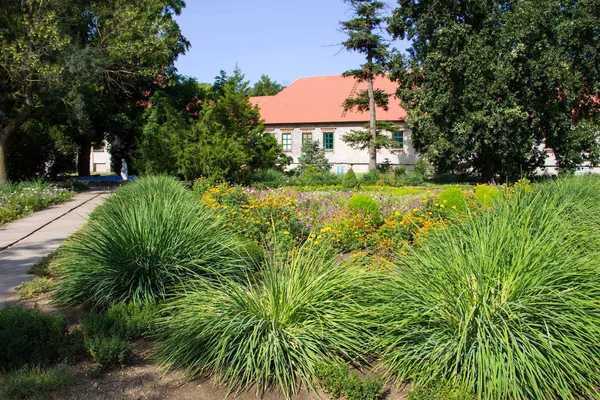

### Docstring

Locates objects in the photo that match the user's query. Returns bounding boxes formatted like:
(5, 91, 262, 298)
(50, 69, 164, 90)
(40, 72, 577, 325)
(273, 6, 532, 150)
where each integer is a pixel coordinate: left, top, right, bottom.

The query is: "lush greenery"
(378, 178, 600, 399)
(0, 181, 74, 225)
(156, 244, 382, 397)
(135, 69, 283, 183)
(53, 176, 251, 308)
(2, 175, 596, 399)
(389, 0, 600, 180)
(1, 364, 75, 400)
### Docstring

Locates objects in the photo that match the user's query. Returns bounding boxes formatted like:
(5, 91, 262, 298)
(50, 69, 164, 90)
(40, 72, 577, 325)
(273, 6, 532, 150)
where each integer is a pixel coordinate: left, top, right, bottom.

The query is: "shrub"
(398, 172, 424, 186)
(348, 194, 381, 226)
(474, 184, 501, 207)
(378, 186, 600, 399)
(436, 187, 468, 213)
(342, 168, 359, 190)
(300, 169, 342, 186)
(1, 364, 75, 400)
(249, 168, 288, 187)
(296, 140, 331, 175)
(0, 306, 70, 370)
(408, 382, 473, 400)
(53, 176, 250, 309)
(156, 244, 382, 398)
(81, 303, 159, 340)
(393, 164, 407, 176)
(85, 337, 132, 370)
(360, 169, 381, 184)
(316, 362, 384, 400)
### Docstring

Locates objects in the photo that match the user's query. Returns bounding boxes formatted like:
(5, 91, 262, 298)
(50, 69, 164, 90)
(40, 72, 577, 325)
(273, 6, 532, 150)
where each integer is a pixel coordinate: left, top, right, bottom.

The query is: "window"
(392, 131, 404, 150)
(302, 131, 312, 145)
(323, 131, 334, 150)
(282, 133, 292, 151)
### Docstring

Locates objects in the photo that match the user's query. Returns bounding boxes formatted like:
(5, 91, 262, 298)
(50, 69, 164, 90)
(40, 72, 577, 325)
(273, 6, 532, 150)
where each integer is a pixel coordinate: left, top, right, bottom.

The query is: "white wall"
(269, 123, 418, 174)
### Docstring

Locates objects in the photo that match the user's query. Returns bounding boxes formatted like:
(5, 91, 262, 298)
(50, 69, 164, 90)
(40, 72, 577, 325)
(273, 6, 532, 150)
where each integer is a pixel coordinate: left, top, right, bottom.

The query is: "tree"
(296, 140, 331, 175)
(388, 0, 600, 180)
(340, 0, 391, 171)
(0, 0, 189, 183)
(135, 69, 281, 183)
(250, 75, 285, 96)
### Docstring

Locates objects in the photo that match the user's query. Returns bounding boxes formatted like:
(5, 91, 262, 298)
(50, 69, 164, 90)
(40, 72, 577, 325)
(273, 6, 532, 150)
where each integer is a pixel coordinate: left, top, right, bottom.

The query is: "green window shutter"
(302, 131, 312, 145)
(323, 132, 334, 150)
(393, 131, 404, 149)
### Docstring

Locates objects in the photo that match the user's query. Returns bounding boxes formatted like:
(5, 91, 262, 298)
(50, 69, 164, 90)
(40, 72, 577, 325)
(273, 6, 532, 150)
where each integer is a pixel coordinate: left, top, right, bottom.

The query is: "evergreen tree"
(250, 75, 284, 96)
(340, 0, 391, 171)
(296, 140, 331, 175)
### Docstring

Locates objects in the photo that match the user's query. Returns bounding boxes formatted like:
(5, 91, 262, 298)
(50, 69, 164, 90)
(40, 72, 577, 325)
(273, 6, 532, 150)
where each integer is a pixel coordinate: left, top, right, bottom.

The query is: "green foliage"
(1, 364, 75, 400)
(249, 168, 288, 187)
(360, 169, 381, 185)
(389, 0, 600, 180)
(342, 168, 359, 190)
(378, 179, 600, 399)
(296, 140, 331, 176)
(474, 184, 500, 207)
(249, 74, 284, 96)
(293, 168, 342, 186)
(340, 0, 391, 170)
(0, 181, 74, 225)
(53, 176, 250, 308)
(85, 337, 132, 370)
(136, 70, 280, 183)
(348, 194, 381, 225)
(316, 362, 384, 400)
(398, 172, 424, 186)
(408, 382, 473, 400)
(156, 244, 382, 398)
(81, 303, 159, 341)
(436, 188, 468, 213)
(15, 277, 54, 300)
(0, 306, 70, 370)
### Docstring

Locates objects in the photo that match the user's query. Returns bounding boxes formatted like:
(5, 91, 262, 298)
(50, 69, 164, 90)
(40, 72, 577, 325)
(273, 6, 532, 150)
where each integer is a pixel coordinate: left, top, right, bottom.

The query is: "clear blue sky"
(174, 0, 410, 86)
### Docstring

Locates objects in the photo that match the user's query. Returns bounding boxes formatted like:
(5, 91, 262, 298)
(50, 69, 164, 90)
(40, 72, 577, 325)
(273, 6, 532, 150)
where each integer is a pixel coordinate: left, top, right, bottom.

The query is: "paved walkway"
(0, 190, 110, 306)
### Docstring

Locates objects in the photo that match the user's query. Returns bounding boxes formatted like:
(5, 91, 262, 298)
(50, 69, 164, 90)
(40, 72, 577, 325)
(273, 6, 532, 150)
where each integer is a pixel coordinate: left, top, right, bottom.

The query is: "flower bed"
(0, 181, 75, 225)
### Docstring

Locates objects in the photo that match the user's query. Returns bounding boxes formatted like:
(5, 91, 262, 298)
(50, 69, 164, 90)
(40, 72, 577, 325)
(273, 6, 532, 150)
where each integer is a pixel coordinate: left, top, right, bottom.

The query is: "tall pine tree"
(340, 0, 391, 170)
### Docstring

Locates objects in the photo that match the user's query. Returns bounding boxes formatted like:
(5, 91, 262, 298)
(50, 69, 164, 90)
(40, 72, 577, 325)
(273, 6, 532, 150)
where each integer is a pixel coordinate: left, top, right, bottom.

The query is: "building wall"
(90, 143, 111, 174)
(267, 122, 417, 174)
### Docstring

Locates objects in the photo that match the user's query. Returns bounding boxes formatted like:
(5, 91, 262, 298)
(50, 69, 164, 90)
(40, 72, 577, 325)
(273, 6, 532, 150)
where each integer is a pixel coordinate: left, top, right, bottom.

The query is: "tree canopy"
(389, 0, 600, 180)
(250, 75, 285, 96)
(0, 0, 189, 182)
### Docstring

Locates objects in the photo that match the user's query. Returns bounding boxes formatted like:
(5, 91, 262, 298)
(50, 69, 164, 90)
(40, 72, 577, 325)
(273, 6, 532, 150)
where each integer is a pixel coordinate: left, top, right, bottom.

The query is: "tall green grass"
(378, 178, 600, 399)
(53, 176, 250, 308)
(155, 244, 382, 398)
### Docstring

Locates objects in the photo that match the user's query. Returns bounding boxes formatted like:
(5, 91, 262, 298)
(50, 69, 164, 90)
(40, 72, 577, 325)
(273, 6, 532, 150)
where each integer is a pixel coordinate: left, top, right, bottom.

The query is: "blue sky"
(174, 0, 410, 86)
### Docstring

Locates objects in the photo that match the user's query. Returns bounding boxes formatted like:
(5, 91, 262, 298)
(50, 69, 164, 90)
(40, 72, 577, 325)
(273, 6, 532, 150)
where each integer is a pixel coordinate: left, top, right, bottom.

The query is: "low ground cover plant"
(81, 302, 159, 340)
(156, 244, 384, 398)
(0, 180, 74, 225)
(378, 178, 600, 399)
(1, 364, 75, 400)
(316, 362, 384, 400)
(53, 176, 251, 309)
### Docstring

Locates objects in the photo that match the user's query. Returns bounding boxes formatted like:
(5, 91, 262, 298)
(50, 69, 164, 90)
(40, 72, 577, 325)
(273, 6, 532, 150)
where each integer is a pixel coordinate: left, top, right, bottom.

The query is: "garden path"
(0, 190, 109, 306)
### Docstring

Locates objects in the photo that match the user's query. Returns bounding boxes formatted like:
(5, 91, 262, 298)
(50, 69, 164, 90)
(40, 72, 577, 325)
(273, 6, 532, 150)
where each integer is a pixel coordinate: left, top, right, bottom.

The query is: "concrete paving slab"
(0, 190, 110, 306)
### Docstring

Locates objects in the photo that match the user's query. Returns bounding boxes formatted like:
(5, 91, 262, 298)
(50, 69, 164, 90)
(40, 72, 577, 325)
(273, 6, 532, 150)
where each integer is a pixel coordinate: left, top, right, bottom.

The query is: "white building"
(249, 74, 417, 174)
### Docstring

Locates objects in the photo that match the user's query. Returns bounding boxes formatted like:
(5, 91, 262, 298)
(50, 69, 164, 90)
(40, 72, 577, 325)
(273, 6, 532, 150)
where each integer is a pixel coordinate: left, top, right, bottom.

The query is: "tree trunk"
(367, 72, 377, 171)
(77, 135, 91, 177)
(0, 133, 8, 185)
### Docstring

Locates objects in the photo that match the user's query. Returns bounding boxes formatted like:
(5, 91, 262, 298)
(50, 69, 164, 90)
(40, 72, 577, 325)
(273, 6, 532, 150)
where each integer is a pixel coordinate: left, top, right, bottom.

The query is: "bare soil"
(19, 295, 410, 400)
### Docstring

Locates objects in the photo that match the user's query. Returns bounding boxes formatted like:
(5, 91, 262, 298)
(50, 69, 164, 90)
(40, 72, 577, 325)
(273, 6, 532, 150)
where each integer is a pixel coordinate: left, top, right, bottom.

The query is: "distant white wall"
(90, 142, 111, 174)
(268, 122, 418, 174)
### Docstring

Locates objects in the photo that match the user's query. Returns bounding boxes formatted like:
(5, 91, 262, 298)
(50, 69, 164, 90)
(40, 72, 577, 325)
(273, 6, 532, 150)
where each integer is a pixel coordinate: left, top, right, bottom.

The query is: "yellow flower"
(283, 230, 290, 235)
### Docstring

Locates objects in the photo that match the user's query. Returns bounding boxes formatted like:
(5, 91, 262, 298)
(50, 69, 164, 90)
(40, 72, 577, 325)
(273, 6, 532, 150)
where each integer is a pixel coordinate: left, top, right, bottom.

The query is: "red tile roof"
(249, 74, 407, 125)
(249, 95, 275, 108)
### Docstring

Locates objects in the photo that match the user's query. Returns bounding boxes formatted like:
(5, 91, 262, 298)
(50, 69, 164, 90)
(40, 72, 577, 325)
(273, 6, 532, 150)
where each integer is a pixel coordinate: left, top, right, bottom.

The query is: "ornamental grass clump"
(53, 176, 249, 308)
(156, 244, 383, 398)
(378, 179, 600, 400)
